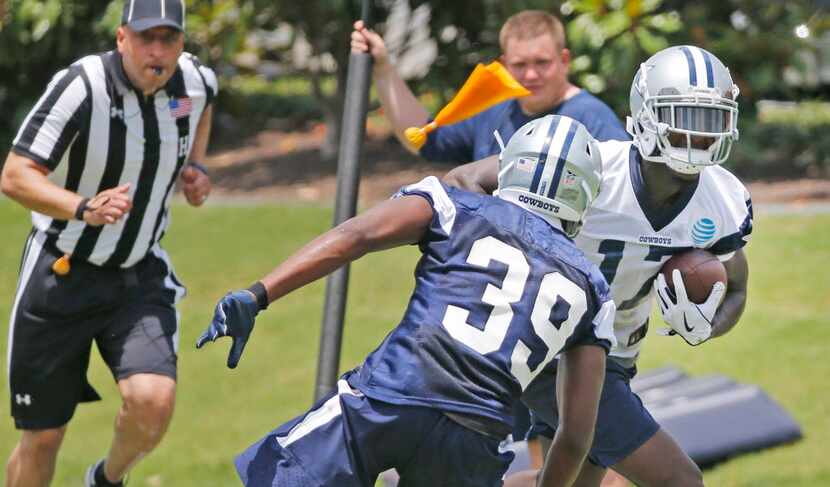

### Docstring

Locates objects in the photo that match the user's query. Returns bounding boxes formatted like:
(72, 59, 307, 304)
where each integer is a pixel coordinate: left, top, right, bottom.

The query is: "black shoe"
(84, 460, 125, 487)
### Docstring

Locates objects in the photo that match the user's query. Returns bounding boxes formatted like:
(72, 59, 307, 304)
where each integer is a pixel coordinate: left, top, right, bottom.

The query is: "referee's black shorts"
(7, 231, 186, 430)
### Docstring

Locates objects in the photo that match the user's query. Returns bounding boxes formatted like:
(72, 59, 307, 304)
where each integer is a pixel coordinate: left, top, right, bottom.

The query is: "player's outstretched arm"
(710, 248, 749, 338)
(352, 20, 430, 153)
(537, 345, 606, 487)
(258, 195, 432, 303)
(196, 195, 434, 368)
(442, 155, 499, 194)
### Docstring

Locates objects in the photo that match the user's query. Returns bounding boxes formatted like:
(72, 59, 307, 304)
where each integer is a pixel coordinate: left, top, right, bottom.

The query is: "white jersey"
(574, 141, 753, 365)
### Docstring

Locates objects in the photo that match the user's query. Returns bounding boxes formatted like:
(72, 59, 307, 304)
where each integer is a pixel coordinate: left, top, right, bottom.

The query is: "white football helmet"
(496, 115, 602, 237)
(627, 45, 740, 175)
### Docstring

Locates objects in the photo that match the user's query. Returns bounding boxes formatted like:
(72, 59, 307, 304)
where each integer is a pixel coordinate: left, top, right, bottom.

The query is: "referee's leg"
(6, 427, 67, 487)
(93, 252, 183, 484)
(102, 374, 176, 482)
(6, 232, 101, 487)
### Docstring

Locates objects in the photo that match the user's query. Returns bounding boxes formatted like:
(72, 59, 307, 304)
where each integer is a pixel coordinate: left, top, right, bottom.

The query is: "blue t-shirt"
(420, 91, 629, 163)
(349, 177, 615, 428)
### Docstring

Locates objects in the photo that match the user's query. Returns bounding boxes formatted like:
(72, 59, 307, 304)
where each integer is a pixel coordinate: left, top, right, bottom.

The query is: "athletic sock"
(94, 461, 124, 487)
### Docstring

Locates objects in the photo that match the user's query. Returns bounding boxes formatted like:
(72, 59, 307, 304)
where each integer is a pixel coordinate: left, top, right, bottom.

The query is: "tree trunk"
(321, 106, 341, 162)
(310, 56, 348, 162)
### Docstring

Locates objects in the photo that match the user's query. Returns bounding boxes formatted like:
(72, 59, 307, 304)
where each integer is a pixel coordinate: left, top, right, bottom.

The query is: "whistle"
(153, 67, 163, 75)
(52, 254, 71, 276)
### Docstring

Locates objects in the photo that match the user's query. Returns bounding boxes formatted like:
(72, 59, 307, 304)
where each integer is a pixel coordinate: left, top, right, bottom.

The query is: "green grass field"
(1, 199, 828, 486)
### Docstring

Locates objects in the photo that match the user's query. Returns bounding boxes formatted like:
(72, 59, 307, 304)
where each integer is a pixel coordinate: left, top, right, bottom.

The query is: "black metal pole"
(313, 0, 372, 401)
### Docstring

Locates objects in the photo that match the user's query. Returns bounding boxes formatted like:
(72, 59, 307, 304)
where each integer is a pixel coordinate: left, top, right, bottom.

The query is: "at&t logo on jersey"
(692, 218, 717, 245)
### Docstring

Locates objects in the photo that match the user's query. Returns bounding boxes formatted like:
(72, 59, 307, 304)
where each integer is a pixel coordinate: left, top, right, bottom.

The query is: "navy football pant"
(524, 357, 660, 468)
(236, 379, 514, 487)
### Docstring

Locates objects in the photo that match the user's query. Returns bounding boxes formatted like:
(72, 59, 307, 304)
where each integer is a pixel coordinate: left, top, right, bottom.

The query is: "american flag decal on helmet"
(169, 97, 192, 119)
(516, 157, 535, 172)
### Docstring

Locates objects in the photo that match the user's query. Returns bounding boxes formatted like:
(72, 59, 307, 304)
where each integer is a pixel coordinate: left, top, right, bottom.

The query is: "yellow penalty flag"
(404, 61, 531, 150)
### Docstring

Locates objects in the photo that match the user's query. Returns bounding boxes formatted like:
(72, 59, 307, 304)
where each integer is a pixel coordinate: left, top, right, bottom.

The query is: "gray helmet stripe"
(680, 46, 697, 86)
(528, 118, 560, 193)
(546, 121, 578, 199)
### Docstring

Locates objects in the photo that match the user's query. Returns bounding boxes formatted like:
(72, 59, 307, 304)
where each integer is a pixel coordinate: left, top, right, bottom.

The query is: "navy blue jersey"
(420, 92, 629, 164)
(350, 177, 616, 428)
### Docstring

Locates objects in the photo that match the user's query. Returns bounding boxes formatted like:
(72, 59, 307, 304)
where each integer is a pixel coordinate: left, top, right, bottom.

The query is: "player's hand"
(653, 269, 725, 346)
(84, 183, 133, 226)
(181, 164, 211, 207)
(352, 20, 389, 68)
(196, 290, 259, 368)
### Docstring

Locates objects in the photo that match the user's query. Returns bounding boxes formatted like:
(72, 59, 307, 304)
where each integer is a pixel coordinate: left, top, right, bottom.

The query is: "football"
(660, 249, 727, 304)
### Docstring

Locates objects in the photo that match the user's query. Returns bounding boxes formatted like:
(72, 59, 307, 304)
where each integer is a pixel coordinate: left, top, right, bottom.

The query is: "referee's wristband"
(247, 281, 270, 311)
(74, 197, 90, 221)
(187, 161, 209, 176)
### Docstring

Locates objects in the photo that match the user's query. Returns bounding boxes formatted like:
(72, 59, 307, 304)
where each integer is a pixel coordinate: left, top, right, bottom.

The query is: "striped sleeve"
(187, 54, 218, 105)
(12, 65, 90, 170)
(200, 64, 218, 101)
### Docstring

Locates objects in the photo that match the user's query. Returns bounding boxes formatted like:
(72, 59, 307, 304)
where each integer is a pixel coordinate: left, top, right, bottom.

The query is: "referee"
(1, 2, 216, 486)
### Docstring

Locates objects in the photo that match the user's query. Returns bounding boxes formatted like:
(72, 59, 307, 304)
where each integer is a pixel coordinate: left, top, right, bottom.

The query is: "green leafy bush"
(729, 101, 830, 179)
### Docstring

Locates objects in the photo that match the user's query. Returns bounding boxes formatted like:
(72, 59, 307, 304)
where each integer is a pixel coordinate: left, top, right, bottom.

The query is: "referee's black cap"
(122, 0, 185, 32)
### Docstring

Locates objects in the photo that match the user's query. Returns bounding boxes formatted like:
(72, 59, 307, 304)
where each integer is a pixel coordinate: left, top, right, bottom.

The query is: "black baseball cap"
(122, 0, 185, 32)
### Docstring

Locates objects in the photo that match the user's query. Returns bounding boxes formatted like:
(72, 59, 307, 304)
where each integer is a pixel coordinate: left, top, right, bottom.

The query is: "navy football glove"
(196, 290, 259, 368)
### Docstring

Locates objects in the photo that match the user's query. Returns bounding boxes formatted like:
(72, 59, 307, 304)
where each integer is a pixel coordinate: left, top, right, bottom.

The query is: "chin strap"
(666, 159, 704, 175)
(493, 129, 506, 153)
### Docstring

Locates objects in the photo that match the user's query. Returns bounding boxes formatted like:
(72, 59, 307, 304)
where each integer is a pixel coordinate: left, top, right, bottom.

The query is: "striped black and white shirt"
(12, 50, 217, 268)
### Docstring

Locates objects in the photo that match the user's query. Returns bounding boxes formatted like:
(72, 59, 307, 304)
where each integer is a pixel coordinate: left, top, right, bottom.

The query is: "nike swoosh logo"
(684, 315, 694, 333)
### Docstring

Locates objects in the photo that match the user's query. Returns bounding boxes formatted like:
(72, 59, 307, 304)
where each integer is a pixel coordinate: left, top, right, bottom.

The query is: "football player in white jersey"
(446, 45, 751, 487)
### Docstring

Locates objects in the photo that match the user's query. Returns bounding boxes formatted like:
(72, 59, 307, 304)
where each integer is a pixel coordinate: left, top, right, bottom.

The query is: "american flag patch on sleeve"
(169, 97, 192, 119)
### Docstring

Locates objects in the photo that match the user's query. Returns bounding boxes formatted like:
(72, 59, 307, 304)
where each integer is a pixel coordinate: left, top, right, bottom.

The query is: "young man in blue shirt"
(351, 9, 629, 164)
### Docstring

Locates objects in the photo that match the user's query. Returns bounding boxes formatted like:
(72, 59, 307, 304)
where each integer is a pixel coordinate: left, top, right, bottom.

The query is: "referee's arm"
(180, 105, 214, 206)
(1, 153, 87, 220)
(2, 65, 132, 224)
(1, 153, 132, 225)
(189, 104, 213, 163)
